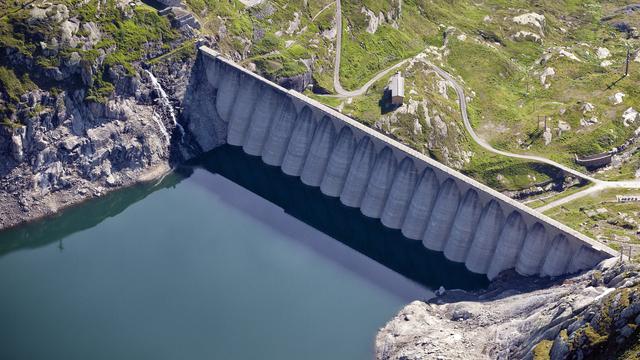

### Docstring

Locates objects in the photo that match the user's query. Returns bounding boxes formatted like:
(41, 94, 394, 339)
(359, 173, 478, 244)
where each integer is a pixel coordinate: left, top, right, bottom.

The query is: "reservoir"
(0, 145, 487, 360)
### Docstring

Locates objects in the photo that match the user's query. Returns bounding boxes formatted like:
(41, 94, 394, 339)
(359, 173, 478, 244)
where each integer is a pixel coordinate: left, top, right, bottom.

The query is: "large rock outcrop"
(376, 259, 640, 359)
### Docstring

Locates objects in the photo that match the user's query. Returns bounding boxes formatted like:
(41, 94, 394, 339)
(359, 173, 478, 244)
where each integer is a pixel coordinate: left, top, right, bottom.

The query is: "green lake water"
(0, 145, 487, 360)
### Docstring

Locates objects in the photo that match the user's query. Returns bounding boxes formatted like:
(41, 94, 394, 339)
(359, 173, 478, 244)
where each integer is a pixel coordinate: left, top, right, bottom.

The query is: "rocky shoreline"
(0, 68, 177, 230)
(376, 258, 640, 359)
(0, 44, 206, 231)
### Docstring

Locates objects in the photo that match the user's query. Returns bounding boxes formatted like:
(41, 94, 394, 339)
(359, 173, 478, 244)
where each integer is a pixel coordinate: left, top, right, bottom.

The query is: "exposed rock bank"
(0, 62, 190, 229)
(376, 259, 640, 359)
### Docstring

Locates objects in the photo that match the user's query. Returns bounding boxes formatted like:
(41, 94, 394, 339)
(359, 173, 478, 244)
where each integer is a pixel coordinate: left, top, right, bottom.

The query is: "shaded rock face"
(375, 259, 640, 360)
(276, 70, 312, 92)
(181, 53, 228, 153)
(0, 91, 168, 228)
(0, 55, 200, 230)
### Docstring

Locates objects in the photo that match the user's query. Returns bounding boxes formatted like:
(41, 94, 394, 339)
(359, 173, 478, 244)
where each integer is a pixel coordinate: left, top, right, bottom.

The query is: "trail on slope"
(430, 63, 640, 210)
(328, 0, 639, 210)
(330, 0, 410, 98)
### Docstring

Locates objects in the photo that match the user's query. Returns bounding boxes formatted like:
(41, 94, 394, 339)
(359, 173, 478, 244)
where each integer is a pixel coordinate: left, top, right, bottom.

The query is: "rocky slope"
(0, 1, 209, 229)
(0, 73, 175, 229)
(376, 258, 640, 359)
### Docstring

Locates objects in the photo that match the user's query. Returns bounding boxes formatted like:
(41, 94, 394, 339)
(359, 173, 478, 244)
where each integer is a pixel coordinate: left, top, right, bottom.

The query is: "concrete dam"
(194, 46, 617, 279)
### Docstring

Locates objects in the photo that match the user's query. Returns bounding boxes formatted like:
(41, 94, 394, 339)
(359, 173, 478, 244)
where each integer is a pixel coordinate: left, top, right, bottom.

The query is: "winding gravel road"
(430, 63, 640, 210)
(331, 0, 410, 98)
(328, 0, 639, 210)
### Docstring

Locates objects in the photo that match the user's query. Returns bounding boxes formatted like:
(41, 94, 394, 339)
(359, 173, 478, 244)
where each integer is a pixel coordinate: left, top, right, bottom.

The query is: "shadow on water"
(193, 145, 489, 291)
(0, 144, 488, 291)
(0, 172, 190, 257)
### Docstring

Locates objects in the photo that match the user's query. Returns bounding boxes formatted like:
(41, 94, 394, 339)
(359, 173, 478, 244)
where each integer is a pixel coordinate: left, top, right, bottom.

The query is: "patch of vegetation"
(102, 5, 177, 74)
(526, 182, 594, 209)
(0, 66, 34, 103)
(250, 53, 307, 79)
(532, 339, 553, 360)
(252, 32, 282, 55)
(0, 65, 36, 122)
(597, 151, 640, 181)
(463, 150, 559, 191)
(148, 41, 197, 65)
(85, 74, 115, 104)
(0, 0, 181, 107)
(339, 21, 423, 90)
(1, 118, 23, 128)
(544, 188, 640, 252)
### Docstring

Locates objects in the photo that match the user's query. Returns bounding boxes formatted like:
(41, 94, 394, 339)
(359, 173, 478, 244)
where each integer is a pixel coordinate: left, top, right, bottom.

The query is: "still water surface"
(0, 146, 487, 359)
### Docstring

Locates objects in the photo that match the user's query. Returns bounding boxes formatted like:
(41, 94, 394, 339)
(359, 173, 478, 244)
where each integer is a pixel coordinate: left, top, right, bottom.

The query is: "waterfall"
(151, 113, 171, 143)
(144, 70, 185, 142)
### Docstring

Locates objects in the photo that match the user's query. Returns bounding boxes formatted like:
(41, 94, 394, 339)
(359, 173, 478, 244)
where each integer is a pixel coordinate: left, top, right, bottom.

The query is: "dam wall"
(197, 46, 617, 279)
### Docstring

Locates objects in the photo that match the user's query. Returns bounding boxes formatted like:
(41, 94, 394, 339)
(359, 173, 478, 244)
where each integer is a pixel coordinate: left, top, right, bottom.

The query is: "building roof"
(390, 72, 404, 98)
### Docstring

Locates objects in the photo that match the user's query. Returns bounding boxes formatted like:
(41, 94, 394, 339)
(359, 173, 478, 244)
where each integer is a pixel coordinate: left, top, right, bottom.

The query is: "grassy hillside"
(200, 0, 640, 187)
(0, 0, 181, 121)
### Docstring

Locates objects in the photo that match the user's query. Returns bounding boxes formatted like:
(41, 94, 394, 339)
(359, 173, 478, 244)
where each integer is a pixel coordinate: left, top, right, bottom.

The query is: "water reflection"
(193, 145, 489, 291)
(0, 145, 488, 291)
(0, 172, 187, 257)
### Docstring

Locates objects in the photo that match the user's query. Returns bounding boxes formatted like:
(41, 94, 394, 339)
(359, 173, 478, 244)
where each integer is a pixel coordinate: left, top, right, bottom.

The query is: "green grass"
(526, 182, 594, 209)
(0, 0, 181, 105)
(597, 152, 640, 181)
(102, 5, 177, 74)
(0, 65, 35, 121)
(0, 66, 33, 103)
(305, 92, 343, 108)
(463, 148, 559, 191)
(339, 24, 423, 90)
(543, 188, 640, 245)
(148, 41, 197, 65)
(312, 58, 562, 192)
(532, 339, 553, 360)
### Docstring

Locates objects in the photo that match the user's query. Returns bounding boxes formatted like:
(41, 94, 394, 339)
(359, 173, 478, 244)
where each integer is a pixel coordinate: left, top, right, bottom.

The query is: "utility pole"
(625, 47, 631, 77)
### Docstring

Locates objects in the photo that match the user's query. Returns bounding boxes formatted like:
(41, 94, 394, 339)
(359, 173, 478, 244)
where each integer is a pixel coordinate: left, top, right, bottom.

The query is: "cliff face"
(181, 51, 228, 153)
(0, 1, 221, 230)
(0, 63, 186, 229)
(376, 259, 640, 360)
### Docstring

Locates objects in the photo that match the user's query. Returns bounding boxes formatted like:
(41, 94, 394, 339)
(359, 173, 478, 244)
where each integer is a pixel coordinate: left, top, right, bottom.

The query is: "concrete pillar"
(361, 147, 397, 219)
(422, 179, 461, 252)
(282, 107, 317, 176)
(487, 212, 527, 280)
(320, 127, 356, 197)
(262, 98, 297, 166)
(516, 223, 549, 276)
(227, 82, 261, 145)
(301, 116, 336, 187)
(465, 200, 505, 274)
(401, 168, 439, 240)
(567, 245, 603, 274)
(541, 235, 573, 277)
(443, 189, 483, 263)
(340, 137, 376, 208)
(381, 157, 418, 229)
(215, 68, 242, 122)
(243, 88, 280, 156)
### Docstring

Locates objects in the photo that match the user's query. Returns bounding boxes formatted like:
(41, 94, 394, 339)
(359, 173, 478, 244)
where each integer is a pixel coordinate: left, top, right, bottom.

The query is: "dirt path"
(429, 63, 640, 209)
(328, 0, 639, 211)
(330, 0, 410, 98)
